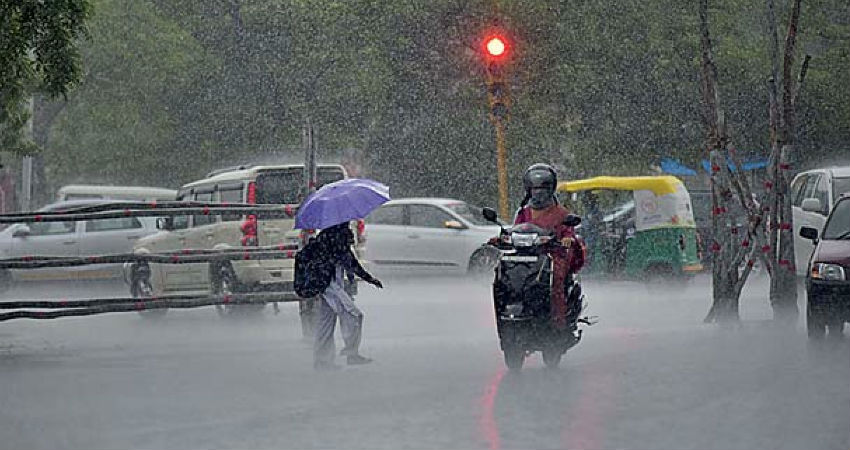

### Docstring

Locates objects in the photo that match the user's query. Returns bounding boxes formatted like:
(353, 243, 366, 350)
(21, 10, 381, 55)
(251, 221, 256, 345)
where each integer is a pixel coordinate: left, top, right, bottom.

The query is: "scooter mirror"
(482, 207, 499, 223)
(563, 214, 582, 227)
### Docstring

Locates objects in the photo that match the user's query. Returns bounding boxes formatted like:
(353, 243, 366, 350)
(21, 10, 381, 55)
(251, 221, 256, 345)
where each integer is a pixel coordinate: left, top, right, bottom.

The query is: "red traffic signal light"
(486, 37, 506, 57)
(483, 35, 509, 59)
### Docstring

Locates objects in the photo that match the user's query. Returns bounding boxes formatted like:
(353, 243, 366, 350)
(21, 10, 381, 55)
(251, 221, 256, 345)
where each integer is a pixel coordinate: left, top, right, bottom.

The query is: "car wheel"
(0, 269, 12, 294)
(132, 275, 167, 319)
(468, 245, 500, 277)
(826, 321, 845, 339)
(213, 264, 263, 318)
(806, 301, 826, 340)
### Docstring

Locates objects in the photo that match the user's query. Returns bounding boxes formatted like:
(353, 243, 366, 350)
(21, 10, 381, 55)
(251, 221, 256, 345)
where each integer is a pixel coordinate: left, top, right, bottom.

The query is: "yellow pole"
(494, 118, 509, 220)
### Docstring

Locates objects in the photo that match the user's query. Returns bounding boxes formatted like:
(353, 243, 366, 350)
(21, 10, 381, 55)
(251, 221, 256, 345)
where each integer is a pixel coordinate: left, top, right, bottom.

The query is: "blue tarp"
(660, 157, 697, 176)
(700, 157, 769, 173)
(659, 157, 768, 176)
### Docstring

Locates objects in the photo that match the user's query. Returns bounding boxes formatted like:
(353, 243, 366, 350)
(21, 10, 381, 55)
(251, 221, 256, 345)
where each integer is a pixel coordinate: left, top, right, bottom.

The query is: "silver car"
(0, 200, 159, 292)
(364, 198, 503, 276)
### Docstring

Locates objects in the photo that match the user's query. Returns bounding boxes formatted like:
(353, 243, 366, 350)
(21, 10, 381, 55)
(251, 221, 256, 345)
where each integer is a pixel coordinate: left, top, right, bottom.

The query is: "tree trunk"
(700, 0, 740, 323)
(767, 0, 803, 324)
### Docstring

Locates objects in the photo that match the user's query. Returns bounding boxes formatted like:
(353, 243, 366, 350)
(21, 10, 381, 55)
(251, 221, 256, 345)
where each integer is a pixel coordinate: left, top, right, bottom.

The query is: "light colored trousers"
(314, 266, 363, 366)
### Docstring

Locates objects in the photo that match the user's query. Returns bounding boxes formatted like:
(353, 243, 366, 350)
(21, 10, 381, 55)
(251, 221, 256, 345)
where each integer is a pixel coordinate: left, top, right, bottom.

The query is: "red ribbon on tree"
(779, 222, 792, 230)
(779, 163, 791, 170)
(763, 181, 773, 189)
(741, 240, 750, 248)
(747, 260, 755, 267)
(711, 242, 721, 253)
(761, 245, 771, 253)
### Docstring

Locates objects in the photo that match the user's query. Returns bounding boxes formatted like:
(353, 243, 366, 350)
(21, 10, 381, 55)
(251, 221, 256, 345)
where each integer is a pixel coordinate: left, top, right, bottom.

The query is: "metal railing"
(0, 201, 306, 321)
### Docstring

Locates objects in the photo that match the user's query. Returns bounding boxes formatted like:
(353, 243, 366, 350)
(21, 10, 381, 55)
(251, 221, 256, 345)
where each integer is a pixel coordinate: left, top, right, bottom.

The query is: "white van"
(790, 166, 850, 275)
(126, 164, 364, 313)
(56, 185, 177, 202)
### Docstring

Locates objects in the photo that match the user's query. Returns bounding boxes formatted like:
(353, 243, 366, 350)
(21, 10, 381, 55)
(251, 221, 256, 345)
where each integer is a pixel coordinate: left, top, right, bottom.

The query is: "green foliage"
(43, 0, 207, 190)
(0, 0, 90, 153)
(20, 0, 850, 209)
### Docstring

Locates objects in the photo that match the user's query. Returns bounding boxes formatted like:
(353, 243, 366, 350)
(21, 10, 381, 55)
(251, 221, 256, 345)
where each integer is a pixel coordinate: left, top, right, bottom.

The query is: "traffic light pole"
(493, 116, 509, 220)
(483, 33, 511, 220)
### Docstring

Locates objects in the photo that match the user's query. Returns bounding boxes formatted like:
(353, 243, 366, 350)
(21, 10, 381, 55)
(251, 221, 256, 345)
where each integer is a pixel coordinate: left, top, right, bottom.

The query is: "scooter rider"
(514, 163, 585, 329)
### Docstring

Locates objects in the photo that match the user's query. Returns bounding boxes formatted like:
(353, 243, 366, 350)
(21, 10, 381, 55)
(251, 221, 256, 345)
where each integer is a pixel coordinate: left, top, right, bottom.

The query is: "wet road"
(1, 276, 848, 450)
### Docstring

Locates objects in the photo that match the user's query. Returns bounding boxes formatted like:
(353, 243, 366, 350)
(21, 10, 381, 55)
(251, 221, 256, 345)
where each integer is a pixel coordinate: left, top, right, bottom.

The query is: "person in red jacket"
(513, 163, 585, 329)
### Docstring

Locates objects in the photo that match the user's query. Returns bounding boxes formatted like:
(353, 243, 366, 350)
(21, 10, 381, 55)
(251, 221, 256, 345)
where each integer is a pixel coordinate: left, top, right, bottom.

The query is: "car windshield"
(445, 202, 494, 226)
(255, 168, 344, 204)
(833, 177, 850, 200)
(822, 198, 850, 239)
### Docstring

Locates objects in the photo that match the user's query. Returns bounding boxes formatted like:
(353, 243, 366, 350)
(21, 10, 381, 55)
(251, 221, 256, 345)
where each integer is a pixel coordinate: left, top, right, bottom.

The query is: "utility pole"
(21, 96, 34, 211)
(298, 118, 318, 340)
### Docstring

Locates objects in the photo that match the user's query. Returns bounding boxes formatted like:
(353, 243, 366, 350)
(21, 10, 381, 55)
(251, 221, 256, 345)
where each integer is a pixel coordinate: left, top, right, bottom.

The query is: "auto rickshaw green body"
(558, 176, 703, 280)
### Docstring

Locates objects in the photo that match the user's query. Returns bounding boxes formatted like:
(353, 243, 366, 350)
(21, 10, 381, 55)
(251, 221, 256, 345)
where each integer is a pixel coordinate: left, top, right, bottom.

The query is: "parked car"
(791, 166, 850, 276)
(363, 198, 502, 276)
(0, 200, 160, 293)
(126, 164, 364, 315)
(799, 194, 850, 339)
(56, 184, 177, 202)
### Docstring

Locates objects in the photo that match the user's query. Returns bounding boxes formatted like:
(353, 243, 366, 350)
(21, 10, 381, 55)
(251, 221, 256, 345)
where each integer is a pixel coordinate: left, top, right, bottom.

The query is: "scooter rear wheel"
(542, 347, 563, 369)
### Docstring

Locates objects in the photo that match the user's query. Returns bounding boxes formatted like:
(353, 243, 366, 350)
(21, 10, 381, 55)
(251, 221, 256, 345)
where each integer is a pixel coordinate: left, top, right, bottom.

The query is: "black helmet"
(522, 163, 557, 209)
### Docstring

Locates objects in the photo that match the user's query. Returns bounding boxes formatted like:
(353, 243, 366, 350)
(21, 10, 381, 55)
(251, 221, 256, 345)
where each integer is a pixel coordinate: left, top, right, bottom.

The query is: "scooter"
(482, 207, 595, 370)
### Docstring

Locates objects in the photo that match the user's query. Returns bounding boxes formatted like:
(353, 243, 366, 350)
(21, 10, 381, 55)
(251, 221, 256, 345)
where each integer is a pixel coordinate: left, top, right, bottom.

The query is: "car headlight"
(811, 263, 846, 281)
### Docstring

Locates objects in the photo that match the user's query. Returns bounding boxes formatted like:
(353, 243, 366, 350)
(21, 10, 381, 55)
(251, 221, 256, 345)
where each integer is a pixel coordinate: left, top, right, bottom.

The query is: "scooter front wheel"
(503, 346, 525, 371)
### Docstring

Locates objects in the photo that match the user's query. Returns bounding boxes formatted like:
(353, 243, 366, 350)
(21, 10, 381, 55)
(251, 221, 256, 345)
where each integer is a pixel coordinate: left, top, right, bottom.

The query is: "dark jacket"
(313, 224, 376, 285)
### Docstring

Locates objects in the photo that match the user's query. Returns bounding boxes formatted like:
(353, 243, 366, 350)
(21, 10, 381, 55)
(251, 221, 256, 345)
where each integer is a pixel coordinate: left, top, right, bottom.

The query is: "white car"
(364, 198, 502, 276)
(0, 200, 160, 292)
(791, 166, 850, 276)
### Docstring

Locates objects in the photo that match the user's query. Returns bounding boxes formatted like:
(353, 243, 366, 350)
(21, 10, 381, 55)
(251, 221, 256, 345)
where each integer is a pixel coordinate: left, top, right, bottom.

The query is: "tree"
(701, 0, 808, 324)
(0, 0, 91, 154)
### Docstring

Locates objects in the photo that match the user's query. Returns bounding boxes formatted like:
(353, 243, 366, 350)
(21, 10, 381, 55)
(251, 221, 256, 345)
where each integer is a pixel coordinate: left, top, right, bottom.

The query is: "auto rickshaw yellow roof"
(556, 176, 683, 196)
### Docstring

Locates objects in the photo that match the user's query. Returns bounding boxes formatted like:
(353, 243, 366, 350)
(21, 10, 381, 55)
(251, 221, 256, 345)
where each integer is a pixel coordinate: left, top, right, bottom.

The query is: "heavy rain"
(1, 1, 849, 450)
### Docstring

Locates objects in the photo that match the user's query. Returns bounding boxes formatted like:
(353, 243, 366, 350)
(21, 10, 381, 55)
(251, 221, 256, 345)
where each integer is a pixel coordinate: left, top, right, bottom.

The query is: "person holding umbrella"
(294, 179, 390, 370)
(309, 222, 382, 369)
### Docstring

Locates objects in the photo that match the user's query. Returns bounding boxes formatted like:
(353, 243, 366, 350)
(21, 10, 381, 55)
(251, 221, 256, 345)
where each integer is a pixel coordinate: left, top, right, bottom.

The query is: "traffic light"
(485, 37, 506, 58)
(483, 34, 510, 121)
(481, 31, 512, 219)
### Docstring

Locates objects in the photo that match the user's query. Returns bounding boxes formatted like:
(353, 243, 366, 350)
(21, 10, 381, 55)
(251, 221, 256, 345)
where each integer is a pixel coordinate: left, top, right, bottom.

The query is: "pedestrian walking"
(311, 223, 383, 370)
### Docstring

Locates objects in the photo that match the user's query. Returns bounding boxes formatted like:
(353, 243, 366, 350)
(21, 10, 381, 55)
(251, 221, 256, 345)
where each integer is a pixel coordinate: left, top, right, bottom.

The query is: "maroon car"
(800, 195, 850, 339)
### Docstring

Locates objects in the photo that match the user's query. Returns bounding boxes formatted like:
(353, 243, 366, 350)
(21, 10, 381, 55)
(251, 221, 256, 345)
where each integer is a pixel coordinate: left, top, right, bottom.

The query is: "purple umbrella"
(294, 178, 390, 230)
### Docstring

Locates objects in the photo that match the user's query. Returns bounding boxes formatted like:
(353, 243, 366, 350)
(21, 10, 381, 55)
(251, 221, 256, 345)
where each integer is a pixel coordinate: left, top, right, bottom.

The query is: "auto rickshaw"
(557, 176, 703, 282)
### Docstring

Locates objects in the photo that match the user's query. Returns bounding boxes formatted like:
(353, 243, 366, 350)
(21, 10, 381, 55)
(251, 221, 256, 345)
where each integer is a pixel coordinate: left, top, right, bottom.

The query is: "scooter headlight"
(510, 232, 537, 247)
(505, 304, 524, 315)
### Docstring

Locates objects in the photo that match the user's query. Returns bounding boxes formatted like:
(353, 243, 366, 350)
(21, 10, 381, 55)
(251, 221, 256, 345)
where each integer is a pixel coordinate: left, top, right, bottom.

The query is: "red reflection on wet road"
(561, 327, 642, 449)
(479, 368, 507, 449)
